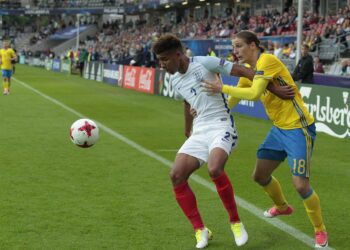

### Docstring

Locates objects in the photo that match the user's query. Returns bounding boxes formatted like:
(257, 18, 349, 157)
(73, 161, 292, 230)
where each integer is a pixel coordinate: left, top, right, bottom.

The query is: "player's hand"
(189, 108, 197, 118)
(267, 83, 295, 99)
(202, 74, 223, 95)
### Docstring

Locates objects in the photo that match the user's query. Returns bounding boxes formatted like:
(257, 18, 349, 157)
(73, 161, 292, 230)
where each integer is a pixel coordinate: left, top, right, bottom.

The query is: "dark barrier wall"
(313, 73, 350, 88)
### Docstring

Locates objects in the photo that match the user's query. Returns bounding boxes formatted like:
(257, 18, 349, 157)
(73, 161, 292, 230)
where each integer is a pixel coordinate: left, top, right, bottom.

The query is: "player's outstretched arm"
(184, 101, 194, 138)
(202, 74, 268, 101)
(227, 96, 240, 109)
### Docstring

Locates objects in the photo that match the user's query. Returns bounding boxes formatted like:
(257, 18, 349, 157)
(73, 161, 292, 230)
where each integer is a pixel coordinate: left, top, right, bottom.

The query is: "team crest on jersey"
(193, 70, 203, 82)
(256, 70, 265, 75)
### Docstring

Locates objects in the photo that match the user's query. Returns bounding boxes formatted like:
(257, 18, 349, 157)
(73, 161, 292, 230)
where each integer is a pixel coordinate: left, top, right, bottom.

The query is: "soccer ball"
(70, 118, 99, 148)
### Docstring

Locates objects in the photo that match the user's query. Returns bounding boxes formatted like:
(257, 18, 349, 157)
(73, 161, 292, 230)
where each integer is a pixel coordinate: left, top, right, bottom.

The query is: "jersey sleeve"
(237, 77, 252, 87)
(254, 54, 282, 81)
(222, 77, 269, 101)
(192, 56, 233, 76)
(227, 77, 252, 108)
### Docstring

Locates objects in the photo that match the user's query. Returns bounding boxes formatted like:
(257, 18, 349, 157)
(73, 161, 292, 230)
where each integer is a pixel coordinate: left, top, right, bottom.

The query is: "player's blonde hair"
(3, 40, 11, 47)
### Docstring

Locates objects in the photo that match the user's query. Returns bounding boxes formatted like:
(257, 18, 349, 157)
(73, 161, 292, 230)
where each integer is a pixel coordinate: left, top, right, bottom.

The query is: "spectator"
(145, 49, 157, 68)
(185, 47, 193, 57)
(132, 44, 145, 66)
(341, 59, 350, 76)
(314, 56, 325, 73)
(335, 26, 348, 48)
(49, 49, 55, 59)
(311, 32, 322, 52)
(273, 42, 283, 59)
(207, 47, 216, 57)
(293, 44, 314, 83)
(288, 43, 296, 59)
(282, 43, 291, 58)
(267, 40, 275, 54)
(92, 48, 100, 61)
(79, 44, 88, 77)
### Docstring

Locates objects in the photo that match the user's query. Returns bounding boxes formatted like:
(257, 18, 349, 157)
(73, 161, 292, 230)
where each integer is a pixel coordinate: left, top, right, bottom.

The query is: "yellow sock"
(3, 80, 8, 90)
(263, 176, 288, 211)
(303, 190, 326, 232)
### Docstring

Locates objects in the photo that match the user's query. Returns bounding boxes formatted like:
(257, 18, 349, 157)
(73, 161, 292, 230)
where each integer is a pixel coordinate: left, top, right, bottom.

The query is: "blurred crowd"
(70, 4, 350, 67)
(10, 3, 350, 76)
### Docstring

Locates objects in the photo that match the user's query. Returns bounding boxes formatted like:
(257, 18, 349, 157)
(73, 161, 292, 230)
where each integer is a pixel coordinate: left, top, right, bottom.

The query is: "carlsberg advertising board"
(299, 84, 350, 138)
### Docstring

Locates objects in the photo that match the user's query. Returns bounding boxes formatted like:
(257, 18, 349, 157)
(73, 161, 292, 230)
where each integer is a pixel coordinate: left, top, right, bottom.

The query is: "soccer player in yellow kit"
(0, 40, 17, 95)
(203, 31, 328, 248)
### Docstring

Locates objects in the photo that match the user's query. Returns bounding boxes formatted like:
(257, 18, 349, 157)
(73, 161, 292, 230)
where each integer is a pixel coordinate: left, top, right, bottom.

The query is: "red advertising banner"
(137, 67, 155, 94)
(123, 65, 140, 90)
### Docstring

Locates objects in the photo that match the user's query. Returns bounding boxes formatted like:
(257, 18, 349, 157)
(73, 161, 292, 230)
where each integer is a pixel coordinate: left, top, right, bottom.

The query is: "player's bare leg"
(207, 147, 228, 178)
(253, 159, 294, 217)
(170, 153, 211, 249)
(252, 159, 280, 185)
(208, 148, 248, 246)
(170, 153, 200, 186)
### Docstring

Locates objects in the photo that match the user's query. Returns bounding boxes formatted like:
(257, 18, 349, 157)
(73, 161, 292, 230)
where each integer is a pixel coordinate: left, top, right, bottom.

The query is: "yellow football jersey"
(238, 53, 314, 129)
(0, 48, 16, 70)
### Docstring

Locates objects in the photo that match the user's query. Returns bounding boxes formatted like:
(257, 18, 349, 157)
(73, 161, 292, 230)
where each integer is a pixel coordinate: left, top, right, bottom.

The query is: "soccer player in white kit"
(152, 34, 251, 249)
(153, 34, 293, 249)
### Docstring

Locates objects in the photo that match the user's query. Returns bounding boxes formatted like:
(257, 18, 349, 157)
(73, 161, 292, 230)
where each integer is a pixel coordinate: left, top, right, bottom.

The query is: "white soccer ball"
(70, 118, 99, 148)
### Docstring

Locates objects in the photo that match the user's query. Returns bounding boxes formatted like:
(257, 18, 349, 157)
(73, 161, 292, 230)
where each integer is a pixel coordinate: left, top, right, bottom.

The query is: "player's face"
(301, 47, 308, 57)
(3, 41, 9, 49)
(232, 38, 254, 64)
(157, 50, 180, 74)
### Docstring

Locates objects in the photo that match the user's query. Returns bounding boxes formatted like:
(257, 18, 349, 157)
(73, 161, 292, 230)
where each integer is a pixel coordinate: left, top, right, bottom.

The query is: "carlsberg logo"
(300, 86, 350, 138)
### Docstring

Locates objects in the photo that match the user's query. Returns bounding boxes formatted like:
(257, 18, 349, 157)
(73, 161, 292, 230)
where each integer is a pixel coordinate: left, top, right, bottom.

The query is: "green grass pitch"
(0, 65, 348, 249)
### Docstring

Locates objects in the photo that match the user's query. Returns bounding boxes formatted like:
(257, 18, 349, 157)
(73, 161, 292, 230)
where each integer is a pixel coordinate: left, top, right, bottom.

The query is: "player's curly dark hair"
(152, 34, 184, 55)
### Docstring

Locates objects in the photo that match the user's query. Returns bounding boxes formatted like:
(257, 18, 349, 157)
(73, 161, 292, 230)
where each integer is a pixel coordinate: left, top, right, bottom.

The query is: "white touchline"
(13, 77, 334, 250)
(157, 149, 179, 152)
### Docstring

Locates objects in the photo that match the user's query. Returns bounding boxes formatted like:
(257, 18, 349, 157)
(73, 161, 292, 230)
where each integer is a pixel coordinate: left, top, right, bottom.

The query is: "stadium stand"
(2, 0, 349, 76)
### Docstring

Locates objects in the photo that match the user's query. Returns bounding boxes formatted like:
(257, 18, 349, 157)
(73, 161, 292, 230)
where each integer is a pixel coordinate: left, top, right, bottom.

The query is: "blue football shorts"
(2, 69, 12, 78)
(257, 123, 316, 178)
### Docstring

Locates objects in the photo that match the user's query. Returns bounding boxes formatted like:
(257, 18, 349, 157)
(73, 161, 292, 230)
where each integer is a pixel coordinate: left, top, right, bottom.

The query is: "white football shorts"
(178, 123, 238, 164)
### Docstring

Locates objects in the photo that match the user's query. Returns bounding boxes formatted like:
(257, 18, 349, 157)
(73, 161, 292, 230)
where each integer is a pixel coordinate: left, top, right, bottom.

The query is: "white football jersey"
(170, 56, 235, 130)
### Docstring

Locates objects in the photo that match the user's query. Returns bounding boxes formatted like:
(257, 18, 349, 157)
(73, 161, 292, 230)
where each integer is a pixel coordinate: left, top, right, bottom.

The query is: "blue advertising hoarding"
(52, 59, 61, 72)
(182, 39, 214, 57)
(103, 63, 120, 85)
